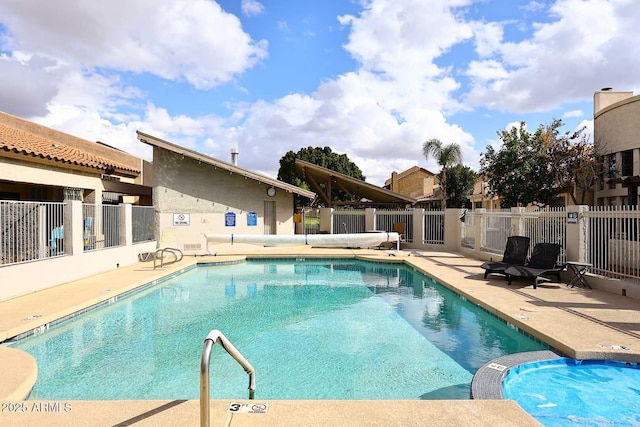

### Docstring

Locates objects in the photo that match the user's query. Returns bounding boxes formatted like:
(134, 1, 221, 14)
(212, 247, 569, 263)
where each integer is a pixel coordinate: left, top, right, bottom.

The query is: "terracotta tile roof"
(0, 123, 139, 174)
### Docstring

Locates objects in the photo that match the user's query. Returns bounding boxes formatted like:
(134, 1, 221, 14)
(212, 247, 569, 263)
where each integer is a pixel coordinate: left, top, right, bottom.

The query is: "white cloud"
(0, 0, 268, 90)
(3, 0, 638, 189)
(522, 1, 547, 13)
(464, 0, 640, 112)
(241, 0, 265, 17)
(0, 0, 270, 159)
(38, 103, 152, 160)
(466, 60, 509, 82)
(94, 0, 479, 185)
(471, 21, 505, 58)
(575, 119, 593, 143)
(338, 0, 474, 82)
(277, 20, 290, 31)
(505, 121, 525, 131)
(563, 109, 583, 119)
(0, 54, 63, 116)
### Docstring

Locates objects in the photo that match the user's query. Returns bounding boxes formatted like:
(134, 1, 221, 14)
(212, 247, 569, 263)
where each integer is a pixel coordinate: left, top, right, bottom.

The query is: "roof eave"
(137, 131, 315, 199)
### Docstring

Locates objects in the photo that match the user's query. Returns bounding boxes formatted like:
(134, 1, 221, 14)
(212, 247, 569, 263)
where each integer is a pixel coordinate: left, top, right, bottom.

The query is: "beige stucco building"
(468, 177, 501, 210)
(594, 89, 640, 206)
(137, 132, 315, 254)
(384, 166, 441, 208)
(0, 111, 151, 204)
(0, 112, 156, 300)
(468, 176, 592, 210)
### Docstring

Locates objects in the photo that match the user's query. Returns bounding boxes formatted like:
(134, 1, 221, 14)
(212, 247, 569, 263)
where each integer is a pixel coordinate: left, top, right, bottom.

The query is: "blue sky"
(1, 0, 638, 185)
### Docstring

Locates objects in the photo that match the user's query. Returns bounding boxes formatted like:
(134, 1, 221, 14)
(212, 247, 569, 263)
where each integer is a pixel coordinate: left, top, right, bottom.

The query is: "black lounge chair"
(480, 236, 530, 278)
(504, 243, 564, 289)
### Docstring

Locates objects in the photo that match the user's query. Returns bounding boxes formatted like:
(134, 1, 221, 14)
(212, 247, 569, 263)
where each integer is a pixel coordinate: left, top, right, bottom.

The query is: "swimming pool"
(11, 259, 547, 400)
(503, 358, 640, 426)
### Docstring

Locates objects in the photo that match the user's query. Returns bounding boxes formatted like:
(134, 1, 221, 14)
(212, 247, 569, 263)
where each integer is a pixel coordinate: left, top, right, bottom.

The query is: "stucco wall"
(594, 94, 640, 156)
(395, 169, 437, 199)
(0, 157, 108, 201)
(594, 93, 640, 204)
(2, 157, 105, 190)
(0, 241, 157, 301)
(153, 148, 296, 253)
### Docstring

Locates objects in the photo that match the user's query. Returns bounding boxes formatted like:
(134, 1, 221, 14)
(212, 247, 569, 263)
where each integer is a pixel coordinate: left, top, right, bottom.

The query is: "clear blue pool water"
(12, 259, 547, 400)
(503, 358, 640, 426)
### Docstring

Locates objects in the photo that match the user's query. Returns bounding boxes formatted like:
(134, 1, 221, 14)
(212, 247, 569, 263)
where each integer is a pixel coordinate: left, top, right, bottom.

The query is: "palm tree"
(422, 138, 462, 209)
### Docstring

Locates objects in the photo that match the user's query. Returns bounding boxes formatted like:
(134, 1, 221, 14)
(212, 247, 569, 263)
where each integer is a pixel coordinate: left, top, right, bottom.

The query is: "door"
(264, 201, 276, 235)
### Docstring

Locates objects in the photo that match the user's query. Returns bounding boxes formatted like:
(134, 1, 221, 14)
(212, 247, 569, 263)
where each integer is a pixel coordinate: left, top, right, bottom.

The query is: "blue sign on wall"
(247, 211, 257, 226)
(225, 212, 236, 227)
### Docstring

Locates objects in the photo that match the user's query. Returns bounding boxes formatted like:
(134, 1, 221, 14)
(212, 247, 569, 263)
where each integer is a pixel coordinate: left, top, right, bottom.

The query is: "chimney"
(594, 87, 634, 115)
(230, 148, 238, 166)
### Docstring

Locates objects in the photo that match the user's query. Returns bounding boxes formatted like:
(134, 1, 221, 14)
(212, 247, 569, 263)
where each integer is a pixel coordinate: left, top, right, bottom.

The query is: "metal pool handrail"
(153, 247, 183, 269)
(200, 329, 256, 427)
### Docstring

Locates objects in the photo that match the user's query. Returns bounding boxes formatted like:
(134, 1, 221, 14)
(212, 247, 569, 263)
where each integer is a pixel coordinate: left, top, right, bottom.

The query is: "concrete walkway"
(1, 245, 639, 426)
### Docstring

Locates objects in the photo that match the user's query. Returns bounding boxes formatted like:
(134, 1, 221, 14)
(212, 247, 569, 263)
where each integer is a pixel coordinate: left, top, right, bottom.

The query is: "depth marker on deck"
(227, 403, 269, 414)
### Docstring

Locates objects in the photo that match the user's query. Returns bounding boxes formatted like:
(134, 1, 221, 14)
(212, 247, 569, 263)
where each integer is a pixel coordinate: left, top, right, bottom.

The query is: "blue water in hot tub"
(503, 358, 640, 426)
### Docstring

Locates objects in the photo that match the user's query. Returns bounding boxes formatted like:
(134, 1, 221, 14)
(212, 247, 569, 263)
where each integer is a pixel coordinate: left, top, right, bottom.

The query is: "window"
(621, 150, 634, 177)
(605, 154, 618, 189)
(596, 156, 605, 190)
(63, 187, 83, 201)
(607, 154, 617, 177)
(102, 191, 122, 205)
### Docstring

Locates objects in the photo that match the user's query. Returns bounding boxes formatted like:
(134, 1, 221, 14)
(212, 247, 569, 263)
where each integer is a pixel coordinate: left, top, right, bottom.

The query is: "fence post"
(566, 205, 589, 263)
(121, 204, 133, 247)
(443, 209, 462, 251)
(38, 204, 48, 259)
(365, 208, 376, 231)
(64, 200, 83, 255)
(319, 208, 333, 234)
(412, 209, 424, 245)
(511, 207, 526, 236)
(474, 209, 485, 253)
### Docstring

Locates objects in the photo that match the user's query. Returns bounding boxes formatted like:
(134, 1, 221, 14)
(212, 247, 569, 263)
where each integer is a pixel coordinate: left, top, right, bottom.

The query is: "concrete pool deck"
(1, 245, 640, 426)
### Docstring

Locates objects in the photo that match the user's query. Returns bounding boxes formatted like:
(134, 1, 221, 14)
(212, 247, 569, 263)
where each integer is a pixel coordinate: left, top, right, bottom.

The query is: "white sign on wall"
(173, 213, 190, 226)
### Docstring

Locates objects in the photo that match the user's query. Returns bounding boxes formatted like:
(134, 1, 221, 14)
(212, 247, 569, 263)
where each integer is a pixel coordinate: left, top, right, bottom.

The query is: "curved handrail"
(200, 329, 256, 427)
(153, 247, 183, 269)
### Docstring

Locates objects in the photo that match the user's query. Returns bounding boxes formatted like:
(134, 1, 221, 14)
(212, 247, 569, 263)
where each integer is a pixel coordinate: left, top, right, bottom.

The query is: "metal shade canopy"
(295, 159, 416, 207)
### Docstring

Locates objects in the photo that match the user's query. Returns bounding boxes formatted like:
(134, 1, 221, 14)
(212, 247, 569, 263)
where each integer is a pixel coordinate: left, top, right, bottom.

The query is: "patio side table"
(566, 261, 592, 288)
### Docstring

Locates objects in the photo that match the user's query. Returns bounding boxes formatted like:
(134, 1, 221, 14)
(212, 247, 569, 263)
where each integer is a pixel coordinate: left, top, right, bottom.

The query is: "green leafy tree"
(480, 119, 592, 208)
(480, 122, 554, 207)
(277, 146, 366, 201)
(422, 138, 462, 209)
(444, 164, 477, 208)
(546, 123, 598, 205)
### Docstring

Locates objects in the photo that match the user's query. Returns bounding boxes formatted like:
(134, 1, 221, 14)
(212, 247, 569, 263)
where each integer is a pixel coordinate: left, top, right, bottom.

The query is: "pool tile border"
(5, 265, 198, 343)
(470, 350, 561, 399)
